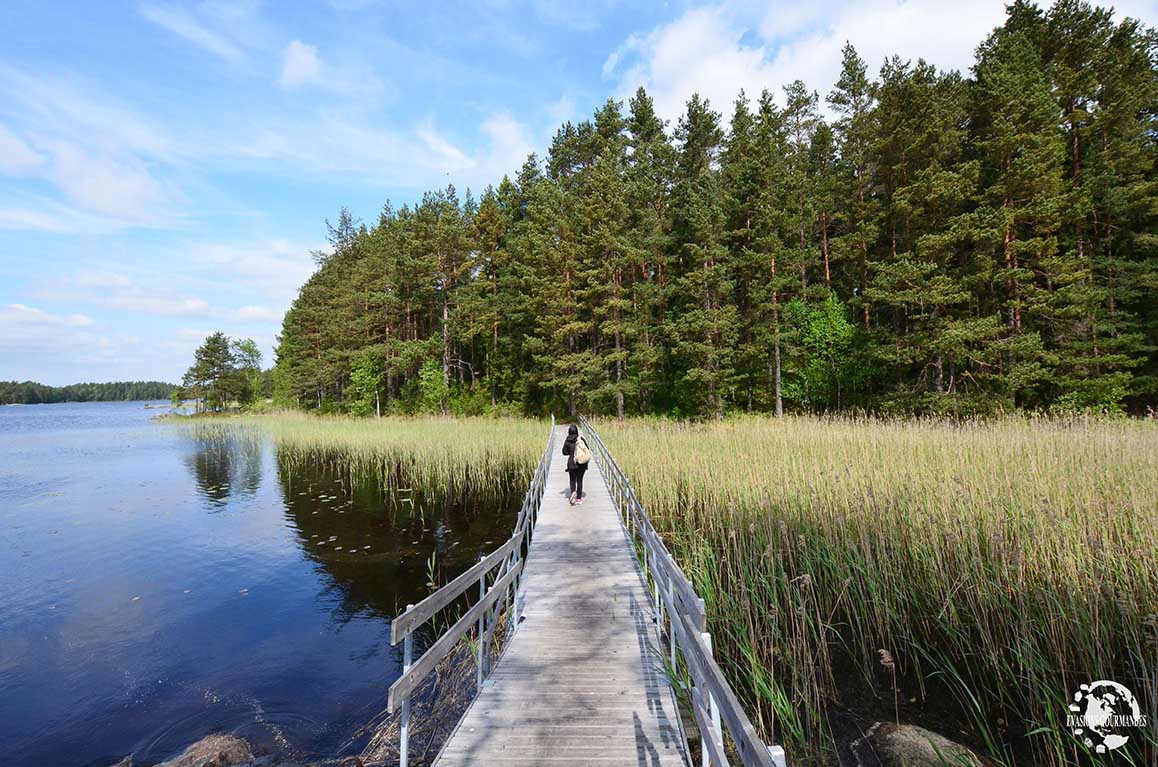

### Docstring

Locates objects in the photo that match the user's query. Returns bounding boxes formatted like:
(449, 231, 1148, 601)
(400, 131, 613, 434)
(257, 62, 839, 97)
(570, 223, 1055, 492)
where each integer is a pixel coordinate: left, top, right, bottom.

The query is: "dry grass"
(593, 414, 1158, 765)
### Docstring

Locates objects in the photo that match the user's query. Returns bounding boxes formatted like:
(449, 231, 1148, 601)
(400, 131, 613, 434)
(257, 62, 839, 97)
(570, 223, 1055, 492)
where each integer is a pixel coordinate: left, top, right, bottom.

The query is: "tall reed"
(181, 412, 546, 493)
(595, 414, 1158, 766)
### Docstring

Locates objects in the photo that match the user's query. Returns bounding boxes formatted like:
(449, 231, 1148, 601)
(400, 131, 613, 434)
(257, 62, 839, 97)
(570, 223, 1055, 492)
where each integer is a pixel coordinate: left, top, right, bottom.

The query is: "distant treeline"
(0, 380, 177, 405)
(275, 1, 1157, 418)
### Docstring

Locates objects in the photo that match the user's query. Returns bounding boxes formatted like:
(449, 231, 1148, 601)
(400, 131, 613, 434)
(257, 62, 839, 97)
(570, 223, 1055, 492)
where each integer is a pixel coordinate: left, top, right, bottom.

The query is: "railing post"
(399, 604, 413, 767)
(703, 632, 721, 767)
(768, 745, 787, 766)
(654, 570, 663, 635)
(476, 557, 486, 687)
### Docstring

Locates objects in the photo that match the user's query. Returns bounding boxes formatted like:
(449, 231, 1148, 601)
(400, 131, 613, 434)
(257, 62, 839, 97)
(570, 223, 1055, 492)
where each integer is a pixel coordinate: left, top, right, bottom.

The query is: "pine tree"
(972, 26, 1071, 406)
(670, 94, 736, 418)
(625, 88, 677, 412)
(828, 44, 879, 327)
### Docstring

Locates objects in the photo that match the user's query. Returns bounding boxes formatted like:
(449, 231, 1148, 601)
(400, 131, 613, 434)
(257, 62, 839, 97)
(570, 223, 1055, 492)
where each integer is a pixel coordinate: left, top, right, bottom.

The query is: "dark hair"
(567, 424, 579, 437)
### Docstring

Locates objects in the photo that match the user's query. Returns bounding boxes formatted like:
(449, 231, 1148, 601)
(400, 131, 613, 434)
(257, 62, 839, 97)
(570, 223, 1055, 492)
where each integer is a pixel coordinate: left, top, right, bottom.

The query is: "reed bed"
(594, 414, 1158, 766)
(181, 412, 547, 493)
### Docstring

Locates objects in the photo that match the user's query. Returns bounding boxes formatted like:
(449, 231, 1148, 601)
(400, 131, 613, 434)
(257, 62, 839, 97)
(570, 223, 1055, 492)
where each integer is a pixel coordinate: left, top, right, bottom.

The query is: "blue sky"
(1, 0, 1154, 385)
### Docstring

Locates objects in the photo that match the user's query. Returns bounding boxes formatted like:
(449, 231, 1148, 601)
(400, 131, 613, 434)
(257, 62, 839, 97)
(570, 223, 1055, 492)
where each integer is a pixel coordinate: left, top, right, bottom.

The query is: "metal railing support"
(702, 632, 722, 767)
(399, 604, 413, 767)
(388, 416, 555, 766)
(579, 415, 787, 767)
(476, 558, 486, 687)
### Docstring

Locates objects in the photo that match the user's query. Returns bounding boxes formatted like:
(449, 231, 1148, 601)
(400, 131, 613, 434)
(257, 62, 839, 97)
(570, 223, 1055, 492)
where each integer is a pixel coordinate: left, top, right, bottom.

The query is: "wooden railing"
(386, 415, 555, 766)
(579, 416, 789, 767)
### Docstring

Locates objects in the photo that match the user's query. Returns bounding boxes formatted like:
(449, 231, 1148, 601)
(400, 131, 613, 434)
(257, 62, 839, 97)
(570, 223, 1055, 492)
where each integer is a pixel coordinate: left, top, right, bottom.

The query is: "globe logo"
(1067, 680, 1149, 754)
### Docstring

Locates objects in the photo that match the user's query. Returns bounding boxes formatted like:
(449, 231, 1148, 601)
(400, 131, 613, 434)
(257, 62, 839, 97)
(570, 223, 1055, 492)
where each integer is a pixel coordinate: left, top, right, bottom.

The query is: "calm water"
(0, 402, 522, 767)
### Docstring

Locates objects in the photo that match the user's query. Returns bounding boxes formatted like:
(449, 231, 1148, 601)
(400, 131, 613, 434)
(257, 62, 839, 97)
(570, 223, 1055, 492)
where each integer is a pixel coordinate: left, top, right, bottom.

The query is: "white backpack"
(574, 437, 591, 465)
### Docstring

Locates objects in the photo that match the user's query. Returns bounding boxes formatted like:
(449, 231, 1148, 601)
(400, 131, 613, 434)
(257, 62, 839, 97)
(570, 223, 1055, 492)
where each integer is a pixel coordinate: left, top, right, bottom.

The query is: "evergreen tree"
(267, 0, 1156, 418)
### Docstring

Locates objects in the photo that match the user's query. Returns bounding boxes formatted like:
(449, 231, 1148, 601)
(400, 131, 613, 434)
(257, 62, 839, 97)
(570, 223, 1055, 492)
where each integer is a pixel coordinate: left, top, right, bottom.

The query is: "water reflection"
(274, 448, 524, 620)
(2, 404, 533, 767)
(183, 431, 263, 507)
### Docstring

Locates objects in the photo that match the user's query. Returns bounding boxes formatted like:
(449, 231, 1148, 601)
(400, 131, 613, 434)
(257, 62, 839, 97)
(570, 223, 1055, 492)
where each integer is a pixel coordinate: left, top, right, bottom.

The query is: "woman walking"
(561, 424, 590, 505)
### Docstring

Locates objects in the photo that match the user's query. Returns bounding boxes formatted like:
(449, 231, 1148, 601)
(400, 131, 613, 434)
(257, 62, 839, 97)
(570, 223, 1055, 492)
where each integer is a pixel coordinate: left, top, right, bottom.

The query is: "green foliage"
(348, 352, 385, 416)
(0, 380, 175, 405)
(271, 0, 1156, 418)
(417, 358, 449, 414)
(180, 331, 263, 412)
(786, 294, 857, 410)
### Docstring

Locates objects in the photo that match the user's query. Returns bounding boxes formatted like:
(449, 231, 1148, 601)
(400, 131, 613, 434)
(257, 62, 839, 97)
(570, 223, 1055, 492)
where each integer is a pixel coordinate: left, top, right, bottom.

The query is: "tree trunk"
(441, 298, 450, 414)
(491, 321, 499, 408)
(859, 239, 870, 328)
(774, 340, 783, 417)
(821, 209, 831, 288)
(615, 331, 625, 420)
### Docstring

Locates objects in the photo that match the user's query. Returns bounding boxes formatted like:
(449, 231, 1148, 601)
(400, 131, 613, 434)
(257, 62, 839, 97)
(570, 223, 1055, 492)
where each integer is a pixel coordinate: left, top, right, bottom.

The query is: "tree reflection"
(183, 430, 263, 507)
(274, 448, 523, 622)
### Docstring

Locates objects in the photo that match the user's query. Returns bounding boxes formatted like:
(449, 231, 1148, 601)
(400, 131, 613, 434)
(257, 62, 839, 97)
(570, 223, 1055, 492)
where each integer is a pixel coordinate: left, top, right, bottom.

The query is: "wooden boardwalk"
(434, 425, 689, 766)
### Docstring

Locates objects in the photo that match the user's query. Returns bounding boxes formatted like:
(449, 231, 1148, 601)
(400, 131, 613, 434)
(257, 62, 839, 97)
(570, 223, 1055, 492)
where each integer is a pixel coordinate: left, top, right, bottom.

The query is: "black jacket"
(562, 434, 589, 473)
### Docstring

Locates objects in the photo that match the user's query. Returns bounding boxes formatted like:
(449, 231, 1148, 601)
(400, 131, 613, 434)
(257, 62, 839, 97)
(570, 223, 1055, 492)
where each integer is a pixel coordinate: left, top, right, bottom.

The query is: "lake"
(0, 401, 522, 767)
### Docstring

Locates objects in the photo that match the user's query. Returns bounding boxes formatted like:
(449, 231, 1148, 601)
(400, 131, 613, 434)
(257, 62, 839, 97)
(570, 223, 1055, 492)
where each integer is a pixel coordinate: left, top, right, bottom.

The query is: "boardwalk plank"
(433, 425, 689, 767)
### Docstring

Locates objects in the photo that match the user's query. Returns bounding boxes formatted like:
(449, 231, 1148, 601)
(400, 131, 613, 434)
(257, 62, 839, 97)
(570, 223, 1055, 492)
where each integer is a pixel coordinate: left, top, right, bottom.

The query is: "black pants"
(568, 468, 586, 499)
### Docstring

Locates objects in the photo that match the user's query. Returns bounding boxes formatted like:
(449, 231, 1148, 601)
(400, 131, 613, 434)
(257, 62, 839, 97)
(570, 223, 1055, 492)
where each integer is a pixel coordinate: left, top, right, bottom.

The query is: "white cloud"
(139, 4, 246, 64)
(546, 95, 576, 127)
(73, 270, 134, 290)
(186, 240, 317, 307)
(46, 142, 168, 219)
(417, 123, 472, 169)
(0, 66, 175, 160)
(0, 304, 155, 383)
(107, 294, 211, 317)
(1, 303, 93, 329)
(0, 124, 42, 174)
(477, 112, 534, 181)
(35, 272, 211, 318)
(0, 67, 180, 228)
(0, 196, 142, 234)
(0, 304, 103, 363)
(280, 40, 323, 89)
(609, 6, 778, 121)
(0, 206, 69, 232)
(607, 0, 1013, 123)
(232, 305, 282, 323)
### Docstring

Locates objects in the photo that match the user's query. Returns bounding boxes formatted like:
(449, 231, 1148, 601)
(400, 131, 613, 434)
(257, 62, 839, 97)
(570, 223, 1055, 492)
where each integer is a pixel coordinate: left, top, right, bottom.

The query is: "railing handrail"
(386, 415, 556, 733)
(579, 415, 788, 767)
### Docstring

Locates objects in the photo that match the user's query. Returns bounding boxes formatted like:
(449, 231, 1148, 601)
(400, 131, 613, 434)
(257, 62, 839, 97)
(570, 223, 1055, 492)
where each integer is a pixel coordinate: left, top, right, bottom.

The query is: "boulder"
(852, 723, 983, 767)
(155, 734, 255, 767)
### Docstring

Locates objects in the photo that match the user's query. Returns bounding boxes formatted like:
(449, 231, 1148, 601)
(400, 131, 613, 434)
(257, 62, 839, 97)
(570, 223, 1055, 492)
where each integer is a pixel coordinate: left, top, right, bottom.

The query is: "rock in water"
(155, 734, 255, 767)
(852, 723, 983, 767)
(110, 757, 133, 767)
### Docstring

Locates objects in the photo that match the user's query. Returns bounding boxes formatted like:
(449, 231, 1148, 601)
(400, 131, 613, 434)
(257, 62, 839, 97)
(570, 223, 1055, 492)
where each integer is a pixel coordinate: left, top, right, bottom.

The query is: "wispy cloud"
(34, 270, 210, 318)
(139, 4, 247, 64)
(0, 66, 176, 159)
(417, 122, 472, 169)
(0, 124, 43, 175)
(184, 240, 318, 307)
(0, 195, 150, 234)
